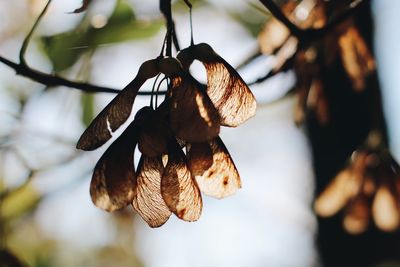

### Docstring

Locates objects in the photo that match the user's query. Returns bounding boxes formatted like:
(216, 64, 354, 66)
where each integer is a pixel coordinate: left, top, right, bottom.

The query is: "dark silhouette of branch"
(258, 0, 371, 41)
(0, 0, 165, 95)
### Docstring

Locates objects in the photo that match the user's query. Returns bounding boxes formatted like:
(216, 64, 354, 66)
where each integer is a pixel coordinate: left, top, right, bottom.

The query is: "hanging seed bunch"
(76, 45, 256, 227)
(314, 131, 400, 234)
(257, 0, 375, 125)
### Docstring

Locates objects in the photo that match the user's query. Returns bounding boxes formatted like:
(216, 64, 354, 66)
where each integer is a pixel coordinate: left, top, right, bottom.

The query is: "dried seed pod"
(343, 194, 370, 235)
(315, 169, 360, 217)
(90, 121, 139, 212)
(77, 59, 159, 150)
(187, 137, 241, 199)
(170, 74, 220, 142)
(161, 140, 202, 221)
(137, 107, 169, 157)
(132, 155, 171, 228)
(177, 43, 256, 127)
(186, 142, 213, 177)
(372, 185, 400, 232)
(307, 78, 329, 125)
(338, 24, 375, 91)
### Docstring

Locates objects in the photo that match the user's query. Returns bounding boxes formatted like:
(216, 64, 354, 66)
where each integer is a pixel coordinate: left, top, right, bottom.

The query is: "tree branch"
(258, 0, 371, 41)
(0, 55, 164, 95)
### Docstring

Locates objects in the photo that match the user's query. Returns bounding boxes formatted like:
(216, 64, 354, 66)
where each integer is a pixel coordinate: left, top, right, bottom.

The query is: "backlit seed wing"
(161, 141, 202, 221)
(138, 109, 169, 157)
(314, 169, 359, 217)
(186, 142, 213, 176)
(372, 185, 399, 232)
(133, 155, 171, 228)
(188, 137, 241, 199)
(338, 25, 375, 91)
(90, 122, 139, 211)
(343, 194, 370, 235)
(170, 75, 220, 142)
(77, 78, 145, 151)
(77, 59, 160, 151)
(194, 43, 256, 127)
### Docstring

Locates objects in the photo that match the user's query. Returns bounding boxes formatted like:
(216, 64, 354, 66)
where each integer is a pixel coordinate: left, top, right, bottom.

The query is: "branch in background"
(258, 0, 303, 38)
(258, 0, 371, 41)
(0, 0, 165, 95)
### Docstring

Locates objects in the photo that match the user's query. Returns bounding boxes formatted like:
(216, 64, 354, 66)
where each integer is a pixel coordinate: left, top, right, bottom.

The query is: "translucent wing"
(187, 137, 241, 199)
(77, 59, 159, 151)
(133, 155, 171, 228)
(170, 75, 220, 142)
(178, 43, 256, 127)
(161, 141, 202, 221)
(90, 122, 139, 211)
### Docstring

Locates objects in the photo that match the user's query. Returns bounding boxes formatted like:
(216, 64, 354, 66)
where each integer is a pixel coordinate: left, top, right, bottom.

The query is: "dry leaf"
(132, 155, 171, 227)
(161, 140, 202, 221)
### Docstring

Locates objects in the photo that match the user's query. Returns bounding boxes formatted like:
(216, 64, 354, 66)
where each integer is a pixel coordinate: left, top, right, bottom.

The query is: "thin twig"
(258, 0, 370, 41)
(258, 0, 303, 38)
(20, 0, 52, 66)
(0, 56, 165, 95)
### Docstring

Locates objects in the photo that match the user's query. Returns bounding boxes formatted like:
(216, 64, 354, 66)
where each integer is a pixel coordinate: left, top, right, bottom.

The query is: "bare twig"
(0, 56, 165, 95)
(258, 0, 370, 41)
(20, 0, 52, 66)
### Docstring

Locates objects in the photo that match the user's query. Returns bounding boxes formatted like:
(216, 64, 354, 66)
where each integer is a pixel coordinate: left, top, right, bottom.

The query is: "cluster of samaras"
(315, 132, 400, 234)
(76, 43, 256, 227)
(258, 0, 375, 125)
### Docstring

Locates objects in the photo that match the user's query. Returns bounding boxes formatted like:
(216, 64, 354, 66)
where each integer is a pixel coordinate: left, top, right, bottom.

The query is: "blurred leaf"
(81, 93, 95, 127)
(1, 185, 41, 221)
(42, 0, 163, 71)
(230, 7, 265, 37)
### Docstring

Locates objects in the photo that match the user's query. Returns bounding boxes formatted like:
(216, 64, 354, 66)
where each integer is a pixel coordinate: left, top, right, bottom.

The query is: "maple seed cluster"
(315, 132, 400, 234)
(258, 0, 375, 125)
(76, 43, 257, 227)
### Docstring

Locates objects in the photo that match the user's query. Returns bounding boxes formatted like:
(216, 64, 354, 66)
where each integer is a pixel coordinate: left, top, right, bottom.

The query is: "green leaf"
(41, 0, 163, 72)
(81, 93, 95, 127)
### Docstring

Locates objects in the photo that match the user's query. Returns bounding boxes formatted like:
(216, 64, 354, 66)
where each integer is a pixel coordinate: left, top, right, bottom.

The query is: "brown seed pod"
(187, 137, 241, 199)
(170, 74, 220, 142)
(132, 155, 171, 228)
(90, 121, 140, 212)
(161, 140, 202, 221)
(177, 43, 256, 127)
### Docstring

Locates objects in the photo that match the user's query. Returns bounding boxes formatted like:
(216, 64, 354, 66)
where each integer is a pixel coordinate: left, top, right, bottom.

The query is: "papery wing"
(194, 43, 256, 127)
(132, 155, 171, 227)
(170, 75, 220, 142)
(90, 122, 139, 211)
(77, 78, 145, 151)
(77, 59, 160, 151)
(186, 142, 213, 176)
(188, 137, 241, 199)
(161, 141, 202, 221)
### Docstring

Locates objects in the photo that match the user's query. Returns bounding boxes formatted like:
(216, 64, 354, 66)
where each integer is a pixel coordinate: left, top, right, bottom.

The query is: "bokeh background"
(0, 0, 399, 266)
